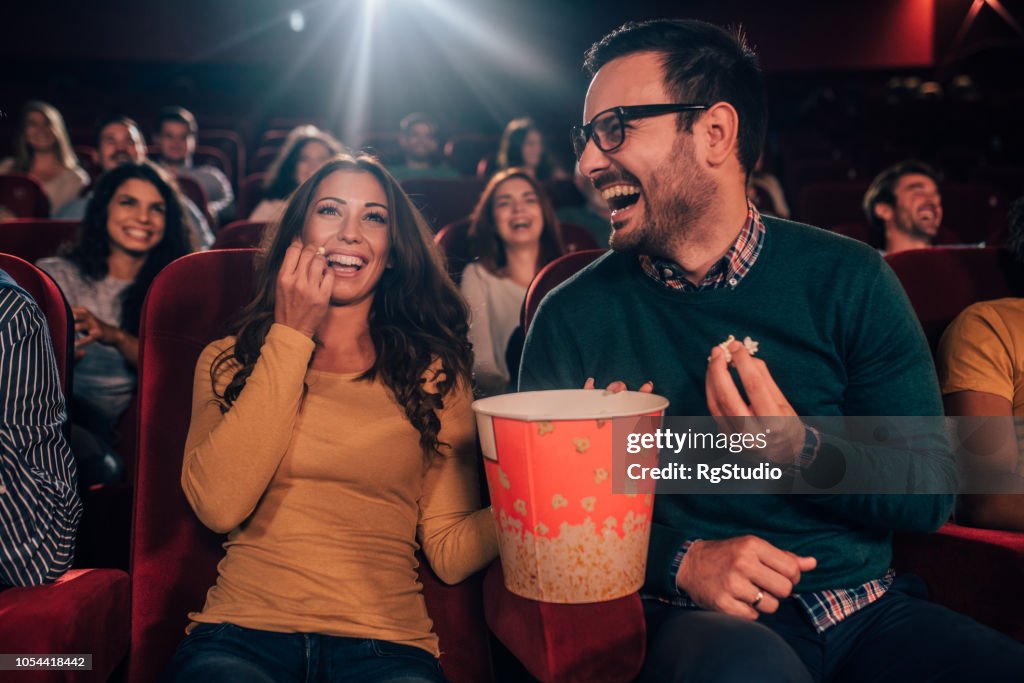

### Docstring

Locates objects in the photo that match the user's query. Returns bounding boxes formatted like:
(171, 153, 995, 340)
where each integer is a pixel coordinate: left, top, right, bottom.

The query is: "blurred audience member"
(155, 106, 234, 225)
(250, 125, 343, 222)
(57, 116, 214, 249)
(0, 267, 82, 586)
(462, 168, 563, 395)
(864, 160, 943, 254)
(556, 164, 612, 246)
(939, 196, 1024, 531)
(496, 117, 568, 181)
(0, 100, 89, 216)
(747, 152, 790, 219)
(38, 162, 193, 485)
(388, 112, 459, 181)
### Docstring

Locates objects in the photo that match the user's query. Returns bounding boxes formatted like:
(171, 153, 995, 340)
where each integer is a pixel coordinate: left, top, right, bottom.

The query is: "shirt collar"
(639, 202, 766, 292)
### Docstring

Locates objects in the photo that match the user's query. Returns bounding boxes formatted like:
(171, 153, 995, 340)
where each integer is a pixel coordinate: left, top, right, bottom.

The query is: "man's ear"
(874, 202, 893, 223)
(699, 102, 740, 169)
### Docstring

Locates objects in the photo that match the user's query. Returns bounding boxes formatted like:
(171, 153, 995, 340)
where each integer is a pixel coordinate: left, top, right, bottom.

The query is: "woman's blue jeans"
(160, 622, 447, 683)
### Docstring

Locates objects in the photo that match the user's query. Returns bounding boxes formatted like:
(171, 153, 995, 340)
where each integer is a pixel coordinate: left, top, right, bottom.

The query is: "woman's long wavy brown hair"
(212, 154, 472, 456)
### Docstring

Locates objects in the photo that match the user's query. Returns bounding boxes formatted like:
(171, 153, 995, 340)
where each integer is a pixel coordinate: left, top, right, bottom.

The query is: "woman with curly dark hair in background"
(248, 125, 344, 222)
(163, 153, 497, 683)
(36, 160, 193, 484)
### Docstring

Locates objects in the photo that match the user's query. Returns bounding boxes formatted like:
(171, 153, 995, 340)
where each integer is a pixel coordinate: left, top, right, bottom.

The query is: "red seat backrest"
(236, 173, 267, 219)
(127, 249, 492, 683)
(401, 177, 488, 231)
(175, 175, 213, 227)
(0, 174, 51, 218)
(211, 220, 267, 250)
(885, 246, 1024, 354)
(523, 249, 606, 332)
(0, 219, 81, 266)
(0, 252, 73, 396)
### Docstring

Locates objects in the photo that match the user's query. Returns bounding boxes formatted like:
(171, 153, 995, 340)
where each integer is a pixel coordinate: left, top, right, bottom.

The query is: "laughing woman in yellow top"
(162, 154, 498, 683)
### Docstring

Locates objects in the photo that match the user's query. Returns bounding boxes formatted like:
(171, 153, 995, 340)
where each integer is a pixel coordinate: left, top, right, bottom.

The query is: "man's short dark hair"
(863, 159, 940, 234)
(157, 106, 198, 136)
(400, 112, 437, 136)
(582, 19, 767, 178)
(97, 115, 143, 143)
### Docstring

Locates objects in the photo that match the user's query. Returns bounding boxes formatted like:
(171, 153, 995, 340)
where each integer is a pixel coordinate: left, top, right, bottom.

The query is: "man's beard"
(608, 137, 716, 259)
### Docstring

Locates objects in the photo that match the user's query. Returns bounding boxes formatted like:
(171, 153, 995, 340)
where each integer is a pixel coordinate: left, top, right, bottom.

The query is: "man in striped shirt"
(521, 17, 1024, 682)
(0, 268, 82, 587)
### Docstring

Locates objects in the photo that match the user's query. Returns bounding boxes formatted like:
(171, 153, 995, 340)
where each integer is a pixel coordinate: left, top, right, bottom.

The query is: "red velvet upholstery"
(884, 247, 1024, 353)
(893, 523, 1024, 642)
(211, 220, 266, 249)
(0, 259, 129, 680)
(175, 175, 213, 228)
(523, 249, 606, 332)
(484, 562, 645, 683)
(235, 173, 266, 219)
(401, 177, 488, 230)
(0, 219, 81, 264)
(0, 253, 73, 395)
(0, 173, 51, 217)
(128, 249, 493, 683)
(0, 569, 130, 683)
(444, 134, 500, 177)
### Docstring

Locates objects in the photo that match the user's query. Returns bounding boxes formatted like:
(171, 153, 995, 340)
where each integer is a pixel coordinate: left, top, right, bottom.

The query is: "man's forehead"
(583, 52, 668, 121)
(896, 173, 938, 191)
(101, 123, 138, 141)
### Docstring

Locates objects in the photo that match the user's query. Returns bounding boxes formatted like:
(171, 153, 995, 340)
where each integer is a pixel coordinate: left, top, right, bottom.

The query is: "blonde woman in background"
(0, 100, 89, 216)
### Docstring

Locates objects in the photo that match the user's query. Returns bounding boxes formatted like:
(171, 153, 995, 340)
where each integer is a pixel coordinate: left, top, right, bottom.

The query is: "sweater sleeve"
(518, 293, 586, 392)
(802, 259, 955, 532)
(181, 324, 315, 533)
(417, 377, 499, 584)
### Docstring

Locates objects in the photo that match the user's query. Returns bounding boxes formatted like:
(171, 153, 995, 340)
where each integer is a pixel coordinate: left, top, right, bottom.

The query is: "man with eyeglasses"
(519, 18, 1024, 682)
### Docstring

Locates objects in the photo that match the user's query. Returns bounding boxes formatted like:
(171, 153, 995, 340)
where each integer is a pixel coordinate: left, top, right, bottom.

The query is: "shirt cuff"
(669, 539, 701, 596)
(786, 424, 821, 474)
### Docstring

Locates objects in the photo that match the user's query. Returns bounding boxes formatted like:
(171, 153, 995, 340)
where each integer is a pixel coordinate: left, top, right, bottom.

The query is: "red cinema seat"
(0, 569, 130, 683)
(0, 219, 80, 264)
(444, 134, 500, 177)
(0, 255, 129, 682)
(402, 177, 488, 231)
(522, 249, 606, 332)
(236, 173, 266, 219)
(175, 175, 214, 229)
(884, 246, 1024, 353)
(893, 523, 1024, 642)
(211, 220, 266, 250)
(127, 249, 494, 683)
(0, 174, 51, 218)
(0, 253, 73, 394)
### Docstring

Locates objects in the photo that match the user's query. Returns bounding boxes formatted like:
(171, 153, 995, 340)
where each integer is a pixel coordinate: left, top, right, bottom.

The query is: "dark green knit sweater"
(519, 217, 955, 596)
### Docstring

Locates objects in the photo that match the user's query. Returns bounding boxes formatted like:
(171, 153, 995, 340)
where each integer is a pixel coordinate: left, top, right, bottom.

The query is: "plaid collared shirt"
(638, 202, 766, 291)
(640, 203, 895, 631)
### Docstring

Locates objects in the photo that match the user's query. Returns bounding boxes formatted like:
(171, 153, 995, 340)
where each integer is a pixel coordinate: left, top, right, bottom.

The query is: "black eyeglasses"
(570, 104, 710, 159)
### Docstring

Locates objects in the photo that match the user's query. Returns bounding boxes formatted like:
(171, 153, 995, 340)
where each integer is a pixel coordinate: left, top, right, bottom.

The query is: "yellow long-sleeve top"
(181, 323, 498, 657)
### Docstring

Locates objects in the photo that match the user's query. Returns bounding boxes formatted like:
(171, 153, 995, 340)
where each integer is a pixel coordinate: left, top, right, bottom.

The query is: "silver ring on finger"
(751, 591, 764, 608)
